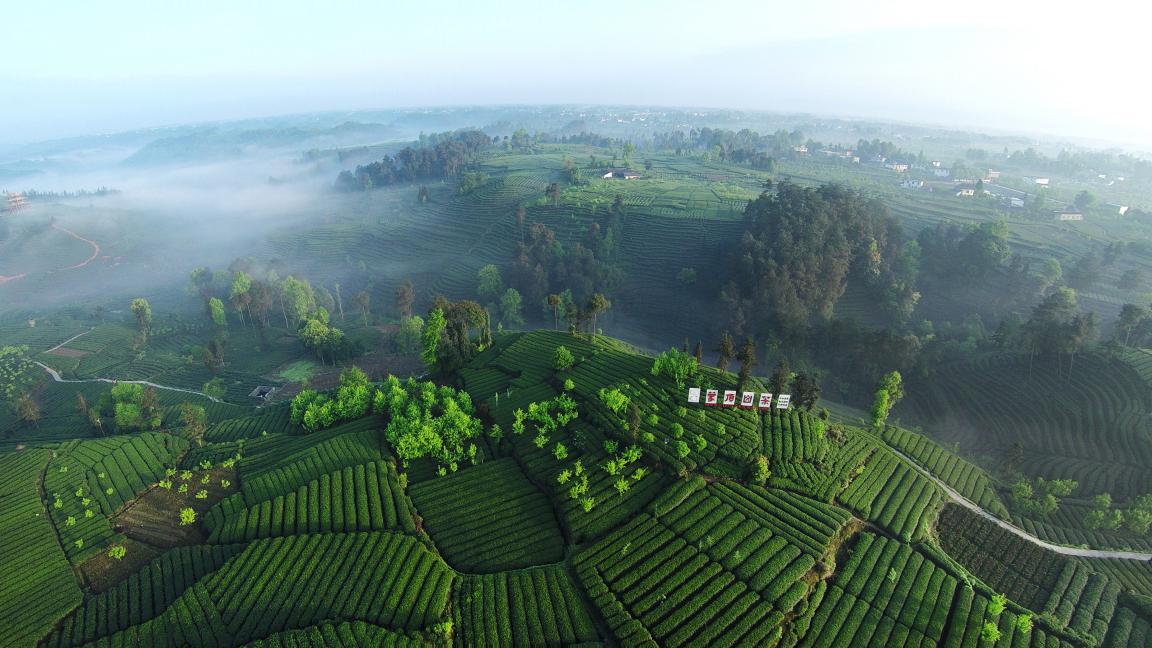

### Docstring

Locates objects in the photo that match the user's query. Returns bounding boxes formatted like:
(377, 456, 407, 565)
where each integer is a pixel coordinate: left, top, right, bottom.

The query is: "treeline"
(12, 187, 121, 200)
(335, 129, 491, 191)
(1007, 146, 1152, 181)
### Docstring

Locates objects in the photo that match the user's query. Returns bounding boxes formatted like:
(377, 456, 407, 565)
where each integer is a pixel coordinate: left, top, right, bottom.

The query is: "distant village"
(791, 145, 1132, 222)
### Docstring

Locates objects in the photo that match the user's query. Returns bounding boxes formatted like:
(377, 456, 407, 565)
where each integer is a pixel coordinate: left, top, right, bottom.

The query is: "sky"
(2, 0, 1151, 149)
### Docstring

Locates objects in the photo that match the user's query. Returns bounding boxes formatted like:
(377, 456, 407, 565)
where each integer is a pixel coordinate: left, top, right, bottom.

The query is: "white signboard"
(705, 389, 719, 406)
(740, 391, 756, 408)
(775, 393, 792, 409)
(758, 393, 773, 409)
(722, 390, 737, 407)
(687, 388, 701, 404)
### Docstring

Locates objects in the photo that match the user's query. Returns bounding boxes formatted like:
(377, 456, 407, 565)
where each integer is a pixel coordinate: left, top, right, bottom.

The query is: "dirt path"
(52, 222, 100, 270)
(44, 328, 94, 353)
(892, 448, 1152, 561)
(35, 361, 223, 403)
(0, 221, 101, 286)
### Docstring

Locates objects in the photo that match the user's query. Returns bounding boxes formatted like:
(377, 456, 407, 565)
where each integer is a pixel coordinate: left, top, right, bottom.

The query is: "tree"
(693, 341, 704, 364)
(333, 283, 345, 323)
(769, 359, 791, 395)
(499, 288, 524, 328)
(547, 294, 561, 330)
(280, 276, 316, 328)
(586, 293, 611, 334)
(791, 372, 821, 411)
(717, 332, 734, 371)
(545, 182, 561, 206)
(354, 290, 371, 326)
(1016, 614, 1033, 634)
(15, 391, 40, 428)
(130, 298, 152, 341)
(988, 593, 1007, 617)
(737, 338, 757, 388)
(208, 297, 227, 328)
(396, 315, 424, 353)
(981, 622, 1001, 643)
(1126, 495, 1152, 535)
(870, 370, 903, 430)
(179, 507, 196, 526)
(651, 348, 698, 389)
(554, 346, 575, 372)
(753, 456, 771, 484)
(229, 271, 252, 325)
(422, 308, 446, 370)
(477, 265, 504, 304)
(179, 403, 207, 446)
(1116, 303, 1148, 346)
(395, 280, 415, 318)
(1074, 190, 1097, 210)
(1085, 493, 1122, 530)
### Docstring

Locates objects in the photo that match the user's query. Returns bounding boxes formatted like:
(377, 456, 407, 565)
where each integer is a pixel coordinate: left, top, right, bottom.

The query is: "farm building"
(901, 179, 925, 189)
(792, 145, 809, 154)
(933, 168, 951, 178)
(1024, 176, 1050, 186)
(885, 162, 910, 172)
(930, 160, 942, 168)
(1053, 209, 1084, 221)
(3, 192, 28, 211)
(985, 170, 1000, 181)
(600, 168, 643, 180)
(248, 386, 277, 401)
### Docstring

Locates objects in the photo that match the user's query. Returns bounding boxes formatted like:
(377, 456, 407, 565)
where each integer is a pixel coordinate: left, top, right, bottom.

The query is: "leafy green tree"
(202, 378, 225, 400)
(422, 308, 446, 370)
(280, 276, 316, 328)
(0, 345, 36, 402)
(108, 545, 127, 560)
(1016, 614, 1033, 634)
(988, 593, 1007, 617)
(130, 298, 152, 341)
(477, 265, 504, 303)
(179, 508, 196, 526)
(651, 347, 698, 389)
(500, 288, 524, 327)
(981, 622, 1001, 643)
(870, 371, 903, 430)
(753, 456, 771, 484)
(395, 315, 424, 353)
(334, 367, 372, 420)
(179, 403, 207, 446)
(598, 387, 630, 415)
(1125, 495, 1152, 535)
(554, 346, 575, 371)
(208, 297, 227, 328)
(229, 271, 252, 325)
(675, 440, 690, 459)
(547, 294, 562, 330)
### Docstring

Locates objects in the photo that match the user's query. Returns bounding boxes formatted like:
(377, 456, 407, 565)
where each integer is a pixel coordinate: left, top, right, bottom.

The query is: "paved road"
(892, 448, 1152, 561)
(35, 361, 223, 403)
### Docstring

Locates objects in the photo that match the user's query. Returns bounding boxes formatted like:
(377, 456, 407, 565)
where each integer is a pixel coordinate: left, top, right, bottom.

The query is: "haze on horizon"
(3, 0, 1152, 151)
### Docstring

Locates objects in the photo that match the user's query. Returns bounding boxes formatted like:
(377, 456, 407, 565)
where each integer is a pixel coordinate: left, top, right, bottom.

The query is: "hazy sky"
(3, 0, 1150, 148)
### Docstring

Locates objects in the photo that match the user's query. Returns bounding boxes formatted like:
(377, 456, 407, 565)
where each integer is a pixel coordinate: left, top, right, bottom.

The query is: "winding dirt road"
(892, 448, 1152, 561)
(0, 220, 101, 285)
(35, 361, 223, 403)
